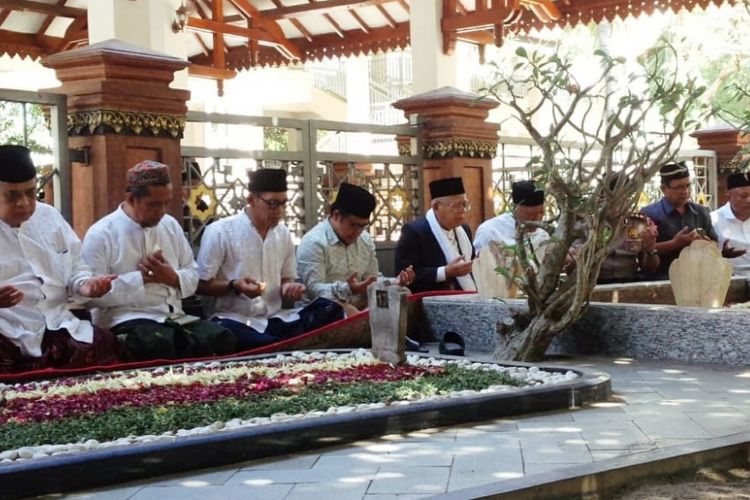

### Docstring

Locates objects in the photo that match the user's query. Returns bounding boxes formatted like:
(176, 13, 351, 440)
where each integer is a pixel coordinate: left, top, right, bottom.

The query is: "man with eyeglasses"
(641, 162, 740, 279)
(297, 182, 415, 315)
(197, 169, 343, 350)
(82, 160, 236, 361)
(474, 180, 549, 264)
(395, 177, 477, 293)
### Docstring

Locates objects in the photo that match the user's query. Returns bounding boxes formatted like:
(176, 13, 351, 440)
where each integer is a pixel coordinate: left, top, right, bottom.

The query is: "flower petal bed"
(0, 350, 578, 462)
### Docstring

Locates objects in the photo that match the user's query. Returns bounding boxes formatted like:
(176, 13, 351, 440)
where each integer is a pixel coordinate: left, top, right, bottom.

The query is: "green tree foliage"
(482, 41, 705, 361)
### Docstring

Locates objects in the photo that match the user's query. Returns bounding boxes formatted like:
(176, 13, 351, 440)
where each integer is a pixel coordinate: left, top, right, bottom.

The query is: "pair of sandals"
(404, 331, 465, 356)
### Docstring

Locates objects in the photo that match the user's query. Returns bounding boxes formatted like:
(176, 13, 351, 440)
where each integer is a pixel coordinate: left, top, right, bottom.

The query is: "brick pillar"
(393, 86, 499, 233)
(42, 40, 189, 236)
(692, 124, 750, 208)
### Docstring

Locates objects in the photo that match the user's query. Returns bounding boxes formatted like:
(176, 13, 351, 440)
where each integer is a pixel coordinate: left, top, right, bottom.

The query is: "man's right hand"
(233, 277, 265, 298)
(0, 285, 23, 308)
(346, 272, 377, 295)
(445, 256, 474, 278)
(672, 226, 700, 249)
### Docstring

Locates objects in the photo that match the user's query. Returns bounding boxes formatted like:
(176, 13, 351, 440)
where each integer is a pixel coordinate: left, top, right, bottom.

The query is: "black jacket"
(394, 217, 475, 293)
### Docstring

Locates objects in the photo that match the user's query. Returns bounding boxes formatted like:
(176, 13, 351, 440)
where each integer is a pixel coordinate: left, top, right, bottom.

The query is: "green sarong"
(113, 318, 236, 361)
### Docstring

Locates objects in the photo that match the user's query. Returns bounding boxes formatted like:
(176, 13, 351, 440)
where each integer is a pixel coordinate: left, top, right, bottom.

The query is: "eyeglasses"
(666, 182, 691, 192)
(257, 197, 288, 209)
(440, 200, 471, 211)
(344, 217, 370, 230)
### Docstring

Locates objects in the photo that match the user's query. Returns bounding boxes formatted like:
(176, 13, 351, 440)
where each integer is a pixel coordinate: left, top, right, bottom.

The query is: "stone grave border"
(435, 431, 750, 499)
(0, 350, 610, 499)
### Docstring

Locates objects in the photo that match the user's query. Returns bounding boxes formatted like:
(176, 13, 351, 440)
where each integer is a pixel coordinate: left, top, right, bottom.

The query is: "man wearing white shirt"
(473, 180, 548, 263)
(711, 170, 750, 275)
(0, 145, 121, 373)
(197, 169, 343, 350)
(81, 160, 235, 361)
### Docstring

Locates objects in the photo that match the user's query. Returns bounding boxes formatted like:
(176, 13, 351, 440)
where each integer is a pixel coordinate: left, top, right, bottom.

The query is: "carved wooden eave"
(0, 0, 739, 85)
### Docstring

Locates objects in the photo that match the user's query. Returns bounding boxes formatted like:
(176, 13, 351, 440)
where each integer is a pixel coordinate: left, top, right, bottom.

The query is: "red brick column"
(692, 125, 750, 208)
(43, 40, 189, 236)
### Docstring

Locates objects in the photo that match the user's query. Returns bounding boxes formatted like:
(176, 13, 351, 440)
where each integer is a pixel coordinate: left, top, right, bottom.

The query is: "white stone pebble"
(0, 352, 581, 465)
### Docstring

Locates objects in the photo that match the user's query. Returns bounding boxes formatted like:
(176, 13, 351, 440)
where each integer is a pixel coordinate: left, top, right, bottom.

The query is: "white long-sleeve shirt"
(711, 202, 750, 276)
(473, 212, 549, 264)
(0, 203, 94, 357)
(196, 211, 297, 331)
(81, 205, 198, 328)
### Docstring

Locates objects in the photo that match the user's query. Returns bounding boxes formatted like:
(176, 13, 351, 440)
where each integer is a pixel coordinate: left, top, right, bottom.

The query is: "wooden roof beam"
(35, 0, 65, 42)
(227, 0, 303, 59)
(349, 9, 370, 33)
(55, 14, 85, 51)
(186, 17, 272, 41)
(376, 4, 396, 29)
(263, 0, 395, 21)
(188, 0, 210, 20)
(322, 13, 345, 38)
(270, 0, 313, 42)
(0, 8, 12, 25)
(0, 0, 84, 18)
(395, 0, 408, 13)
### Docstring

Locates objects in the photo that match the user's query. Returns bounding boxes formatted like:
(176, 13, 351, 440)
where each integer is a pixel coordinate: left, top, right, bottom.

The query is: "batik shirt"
(0, 203, 94, 356)
(641, 198, 717, 278)
(196, 210, 297, 331)
(297, 219, 379, 307)
(81, 206, 198, 328)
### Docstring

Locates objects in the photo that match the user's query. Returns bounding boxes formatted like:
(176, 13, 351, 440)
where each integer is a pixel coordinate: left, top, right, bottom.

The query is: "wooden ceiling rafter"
(0, 0, 83, 18)
(0, 9, 11, 25)
(349, 9, 371, 33)
(262, 0, 396, 20)
(268, 0, 313, 42)
(227, 0, 303, 59)
(395, 0, 408, 13)
(376, 4, 397, 28)
(35, 0, 66, 41)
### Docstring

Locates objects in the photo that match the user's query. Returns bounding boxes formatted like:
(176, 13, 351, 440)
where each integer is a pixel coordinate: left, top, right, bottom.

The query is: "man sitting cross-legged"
(81, 160, 236, 361)
(197, 169, 344, 350)
(297, 182, 414, 316)
(395, 177, 477, 293)
(0, 145, 122, 373)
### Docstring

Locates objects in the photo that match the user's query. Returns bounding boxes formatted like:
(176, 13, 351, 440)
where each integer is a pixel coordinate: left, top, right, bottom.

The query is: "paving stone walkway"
(49, 353, 750, 500)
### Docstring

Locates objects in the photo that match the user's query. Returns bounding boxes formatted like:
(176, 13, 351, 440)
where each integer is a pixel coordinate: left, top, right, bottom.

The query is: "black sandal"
(439, 331, 465, 356)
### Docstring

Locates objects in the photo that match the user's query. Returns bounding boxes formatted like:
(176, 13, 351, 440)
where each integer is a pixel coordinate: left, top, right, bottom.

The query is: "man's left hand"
(79, 274, 118, 298)
(281, 282, 306, 301)
(139, 250, 179, 288)
(722, 239, 747, 259)
(396, 265, 415, 287)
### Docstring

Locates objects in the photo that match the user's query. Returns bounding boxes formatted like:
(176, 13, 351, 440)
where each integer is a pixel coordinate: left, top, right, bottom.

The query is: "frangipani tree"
(483, 42, 706, 361)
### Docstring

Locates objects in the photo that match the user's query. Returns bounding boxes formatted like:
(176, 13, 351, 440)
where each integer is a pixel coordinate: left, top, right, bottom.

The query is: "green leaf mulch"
(0, 364, 521, 451)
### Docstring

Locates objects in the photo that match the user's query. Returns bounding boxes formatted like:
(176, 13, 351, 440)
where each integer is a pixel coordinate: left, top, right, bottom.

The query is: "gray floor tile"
(364, 495, 434, 500)
(227, 467, 377, 486)
(520, 437, 592, 464)
(135, 468, 237, 487)
(580, 422, 654, 450)
(241, 454, 319, 470)
(286, 480, 370, 500)
(634, 416, 713, 440)
(128, 483, 293, 500)
(524, 462, 588, 475)
(367, 466, 450, 495)
(54, 486, 144, 500)
(447, 469, 524, 491)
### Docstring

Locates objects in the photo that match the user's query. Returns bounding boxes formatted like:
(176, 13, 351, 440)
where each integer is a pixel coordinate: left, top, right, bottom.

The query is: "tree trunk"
(493, 314, 558, 361)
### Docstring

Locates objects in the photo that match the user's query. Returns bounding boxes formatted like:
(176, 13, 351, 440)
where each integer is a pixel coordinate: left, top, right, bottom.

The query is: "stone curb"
(433, 431, 750, 499)
(0, 350, 611, 500)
